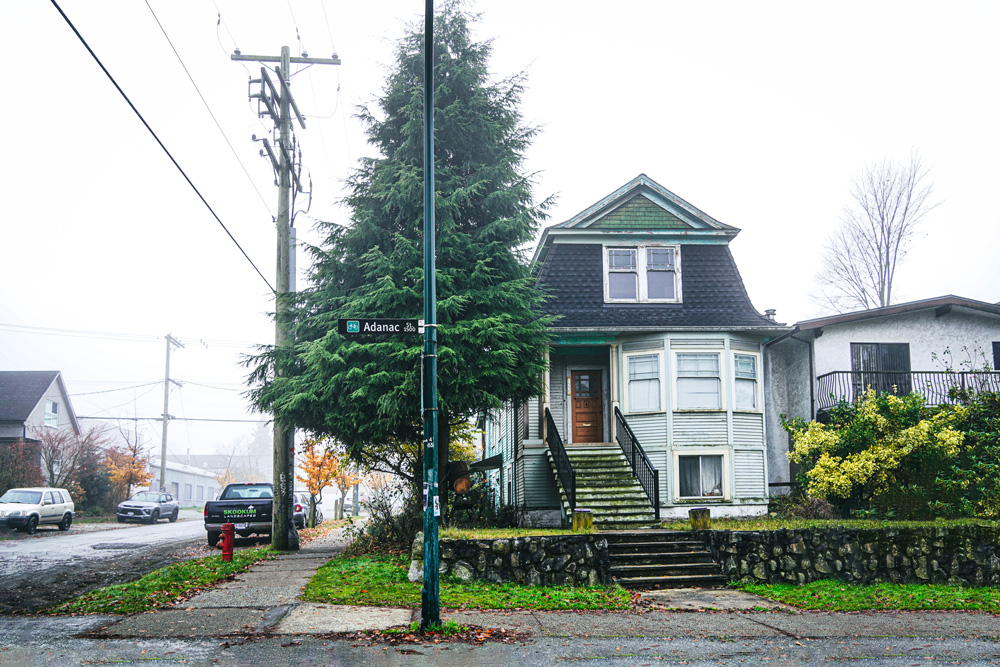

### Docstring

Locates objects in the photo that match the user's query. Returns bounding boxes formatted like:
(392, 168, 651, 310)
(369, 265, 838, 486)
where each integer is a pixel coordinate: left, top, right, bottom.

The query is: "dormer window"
(603, 245, 680, 303)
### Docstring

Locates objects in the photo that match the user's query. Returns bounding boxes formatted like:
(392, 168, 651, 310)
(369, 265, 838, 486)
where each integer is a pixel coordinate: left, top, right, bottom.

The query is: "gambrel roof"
(533, 175, 780, 331)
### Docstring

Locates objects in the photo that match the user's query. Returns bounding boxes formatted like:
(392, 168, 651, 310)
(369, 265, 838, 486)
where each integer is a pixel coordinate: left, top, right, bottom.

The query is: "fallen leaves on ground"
(328, 624, 527, 646)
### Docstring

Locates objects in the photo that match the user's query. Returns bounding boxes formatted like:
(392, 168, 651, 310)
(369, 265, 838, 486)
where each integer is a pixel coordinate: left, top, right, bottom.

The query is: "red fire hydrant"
(221, 522, 235, 562)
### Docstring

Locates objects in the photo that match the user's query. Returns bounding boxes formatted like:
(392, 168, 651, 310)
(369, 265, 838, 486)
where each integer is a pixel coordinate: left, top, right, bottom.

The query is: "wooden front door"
(571, 370, 603, 443)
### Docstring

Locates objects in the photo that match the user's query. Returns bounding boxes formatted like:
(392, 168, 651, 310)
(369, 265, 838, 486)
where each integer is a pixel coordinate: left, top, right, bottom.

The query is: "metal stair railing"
(614, 407, 660, 521)
(544, 407, 575, 510)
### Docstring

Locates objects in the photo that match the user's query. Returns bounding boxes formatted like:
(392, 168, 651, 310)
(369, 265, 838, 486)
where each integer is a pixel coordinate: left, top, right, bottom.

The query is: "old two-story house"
(484, 175, 788, 528)
(0, 370, 81, 445)
(765, 295, 1000, 486)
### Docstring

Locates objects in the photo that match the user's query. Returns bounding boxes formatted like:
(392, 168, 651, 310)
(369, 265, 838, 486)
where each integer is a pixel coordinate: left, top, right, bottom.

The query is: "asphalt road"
(0, 510, 205, 578)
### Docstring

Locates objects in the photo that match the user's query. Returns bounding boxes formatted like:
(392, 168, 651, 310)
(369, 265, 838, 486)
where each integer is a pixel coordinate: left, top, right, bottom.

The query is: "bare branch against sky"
(814, 153, 939, 312)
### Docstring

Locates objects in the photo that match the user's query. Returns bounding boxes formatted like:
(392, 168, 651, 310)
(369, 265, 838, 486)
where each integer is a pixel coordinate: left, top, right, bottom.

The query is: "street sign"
(338, 318, 420, 336)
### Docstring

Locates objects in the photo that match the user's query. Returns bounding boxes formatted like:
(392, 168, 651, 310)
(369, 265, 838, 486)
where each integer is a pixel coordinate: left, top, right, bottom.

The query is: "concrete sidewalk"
(90, 528, 1000, 641)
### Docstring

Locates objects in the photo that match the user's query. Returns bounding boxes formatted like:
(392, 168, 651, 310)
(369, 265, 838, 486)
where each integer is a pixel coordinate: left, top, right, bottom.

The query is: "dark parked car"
(116, 491, 179, 524)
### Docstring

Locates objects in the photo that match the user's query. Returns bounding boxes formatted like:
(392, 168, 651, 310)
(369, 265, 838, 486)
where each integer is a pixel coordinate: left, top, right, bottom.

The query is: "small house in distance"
(0, 370, 80, 446)
(486, 175, 787, 528)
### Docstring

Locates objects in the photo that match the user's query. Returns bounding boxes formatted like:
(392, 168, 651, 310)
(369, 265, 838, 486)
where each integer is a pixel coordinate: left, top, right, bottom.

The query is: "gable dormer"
(533, 175, 772, 330)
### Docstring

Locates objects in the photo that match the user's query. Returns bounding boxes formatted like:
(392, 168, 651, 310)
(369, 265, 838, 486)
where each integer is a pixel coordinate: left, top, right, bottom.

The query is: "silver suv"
(116, 490, 180, 524)
(0, 487, 75, 534)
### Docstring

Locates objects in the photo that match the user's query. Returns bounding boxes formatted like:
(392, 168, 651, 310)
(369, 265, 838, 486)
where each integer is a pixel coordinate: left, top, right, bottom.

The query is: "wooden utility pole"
(158, 334, 184, 492)
(232, 46, 340, 552)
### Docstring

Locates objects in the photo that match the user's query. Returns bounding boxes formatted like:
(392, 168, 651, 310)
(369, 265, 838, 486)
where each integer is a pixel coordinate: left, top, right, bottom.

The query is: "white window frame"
(623, 350, 666, 414)
(602, 244, 681, 304)
(732, 352, 761, 412)
(673, 351, 724, 411)
(44, 399, 59, 428)
(673, 449, 730, 501)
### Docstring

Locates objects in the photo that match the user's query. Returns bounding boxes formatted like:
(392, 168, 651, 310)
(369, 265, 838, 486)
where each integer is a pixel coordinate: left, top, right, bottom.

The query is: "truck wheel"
(207, 531, 220, 547)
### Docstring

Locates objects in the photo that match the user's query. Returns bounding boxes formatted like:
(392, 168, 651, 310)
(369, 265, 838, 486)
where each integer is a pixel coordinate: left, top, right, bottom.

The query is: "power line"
(49, 0, 275, 294)
(0, 322, 265, 348)
(70, 382, 161, 396)
(79, 416, 268, 423)
(143, 0, 274, 219)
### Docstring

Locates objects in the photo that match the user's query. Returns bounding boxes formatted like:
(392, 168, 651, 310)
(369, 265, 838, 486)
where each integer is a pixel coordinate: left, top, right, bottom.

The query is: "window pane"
(679, 456, 700, 497)
(646, 247, 675, 270)
(701, 456, 723, 496)
(629, 378, 660, 412)
(677, 353, 720, 377)
(608, 272, 637, 299)
(734, 354, 756, 379)
(647, 270, 675, 299)
(735, 378, 757, 410)
(607, 248, 636, 269)
(677, 377, 722, 409)
(628, 355, 659, 380)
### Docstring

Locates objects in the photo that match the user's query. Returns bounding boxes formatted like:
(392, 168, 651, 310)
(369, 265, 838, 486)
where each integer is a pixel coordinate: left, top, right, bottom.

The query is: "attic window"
(603, 245, 680, 303)
(44, 399, 59, 427)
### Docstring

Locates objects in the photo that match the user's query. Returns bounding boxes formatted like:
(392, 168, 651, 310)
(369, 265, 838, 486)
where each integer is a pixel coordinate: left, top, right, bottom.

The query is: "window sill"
(673, 498, 730, 504)
(672, 409, 725, 413)
(731, 409, 762, 415)
(624, 410, 666, 417)
(604, 300, 683, 305)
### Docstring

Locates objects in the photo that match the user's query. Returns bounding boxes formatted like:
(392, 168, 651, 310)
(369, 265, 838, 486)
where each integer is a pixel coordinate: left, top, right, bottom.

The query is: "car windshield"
(221, 485, 272, 500)
(0, 490, 42, 504)
(128, 492, 160, 502)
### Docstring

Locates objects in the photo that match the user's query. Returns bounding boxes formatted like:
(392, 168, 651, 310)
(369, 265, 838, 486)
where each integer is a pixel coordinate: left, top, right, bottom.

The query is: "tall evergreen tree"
(247, 3, 553, 490)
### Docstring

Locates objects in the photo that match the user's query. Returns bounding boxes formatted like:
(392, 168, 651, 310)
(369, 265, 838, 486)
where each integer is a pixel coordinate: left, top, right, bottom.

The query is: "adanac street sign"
(338, 318, 421, 336)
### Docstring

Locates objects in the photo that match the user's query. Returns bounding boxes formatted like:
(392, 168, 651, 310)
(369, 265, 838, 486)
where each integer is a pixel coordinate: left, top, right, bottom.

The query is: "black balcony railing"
(545, 408, 575, 510)
(816, 371, 1000, 412)
(614, 407, 660, 521)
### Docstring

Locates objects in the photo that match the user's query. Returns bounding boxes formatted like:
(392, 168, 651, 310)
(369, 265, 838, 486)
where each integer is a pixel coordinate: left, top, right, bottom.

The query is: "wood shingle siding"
(590, 194, 689, 229)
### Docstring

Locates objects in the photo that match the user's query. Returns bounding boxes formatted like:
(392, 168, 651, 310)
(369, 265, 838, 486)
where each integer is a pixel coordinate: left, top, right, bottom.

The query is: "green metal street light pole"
(420, 0, 441, 630)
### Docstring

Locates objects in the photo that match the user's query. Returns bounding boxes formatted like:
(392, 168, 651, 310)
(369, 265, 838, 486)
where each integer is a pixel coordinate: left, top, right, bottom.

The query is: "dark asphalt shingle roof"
(0, 371, 60, 422)
(539, 243, 774, 329)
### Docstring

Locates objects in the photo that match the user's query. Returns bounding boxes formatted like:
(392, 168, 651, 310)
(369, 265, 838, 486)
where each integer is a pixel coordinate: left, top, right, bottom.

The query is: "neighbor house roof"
(768, 295, 1000, 345)
(0, 371, 79, 433)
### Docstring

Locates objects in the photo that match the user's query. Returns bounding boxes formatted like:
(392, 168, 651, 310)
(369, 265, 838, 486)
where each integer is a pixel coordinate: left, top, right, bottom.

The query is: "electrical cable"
(49, 0, 275, 294)
(144, 0, 274, 219)
(0, 322, 264, 348)
(70, 382, 161, 396)
(79, 416, 269, 423)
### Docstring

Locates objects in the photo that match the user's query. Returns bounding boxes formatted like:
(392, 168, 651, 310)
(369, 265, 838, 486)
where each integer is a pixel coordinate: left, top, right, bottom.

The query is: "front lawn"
(739, 579, 1000, 612)
(660, 516, 1000, 531)
(302, 551, 630, 611)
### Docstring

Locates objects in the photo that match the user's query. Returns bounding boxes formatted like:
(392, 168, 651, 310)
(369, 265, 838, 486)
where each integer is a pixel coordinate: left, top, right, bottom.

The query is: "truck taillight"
(204, 505, 208, 517)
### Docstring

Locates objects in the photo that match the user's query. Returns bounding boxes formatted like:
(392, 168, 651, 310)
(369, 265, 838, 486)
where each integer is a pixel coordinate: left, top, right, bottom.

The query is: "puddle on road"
(90, 543, 146, 550)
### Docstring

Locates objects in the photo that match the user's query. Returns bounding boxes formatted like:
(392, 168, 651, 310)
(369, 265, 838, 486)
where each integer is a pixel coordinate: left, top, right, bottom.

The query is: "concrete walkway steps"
(606, 531, 727, 588)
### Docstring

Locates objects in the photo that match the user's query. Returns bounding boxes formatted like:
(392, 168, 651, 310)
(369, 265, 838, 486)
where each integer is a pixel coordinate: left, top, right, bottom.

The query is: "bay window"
(676, 353, 721, 409)
(627, 353, 661, 412)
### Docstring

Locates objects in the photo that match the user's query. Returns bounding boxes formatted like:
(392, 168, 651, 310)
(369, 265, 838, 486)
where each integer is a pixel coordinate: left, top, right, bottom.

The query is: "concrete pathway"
(80, 527, 1000, 642)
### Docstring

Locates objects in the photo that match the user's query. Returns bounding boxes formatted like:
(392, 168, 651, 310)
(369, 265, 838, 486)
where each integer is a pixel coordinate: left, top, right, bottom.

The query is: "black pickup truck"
(203, 482, 273, 546)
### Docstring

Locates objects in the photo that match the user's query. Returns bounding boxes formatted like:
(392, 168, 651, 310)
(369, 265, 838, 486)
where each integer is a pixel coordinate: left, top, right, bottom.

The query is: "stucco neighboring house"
(764, 295, 1000, 486)
(146, 457, 220, 508)
(0, 370, 81, 445)
(486, 175, 788, 528)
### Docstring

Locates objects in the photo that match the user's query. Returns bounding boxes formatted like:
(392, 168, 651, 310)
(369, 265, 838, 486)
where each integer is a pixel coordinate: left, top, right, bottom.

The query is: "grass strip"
(739, 579, 1000, 612)
(660, 517, 1000, 532)
(302, 551, 631, 611)
(441, 527, 592, 539)
(46, 546, 274, 615)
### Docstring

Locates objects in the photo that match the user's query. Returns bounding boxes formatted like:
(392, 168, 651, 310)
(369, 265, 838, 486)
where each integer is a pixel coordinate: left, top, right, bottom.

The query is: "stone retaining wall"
(408, 532, 611, 586)
(698, 526, 1000, 587)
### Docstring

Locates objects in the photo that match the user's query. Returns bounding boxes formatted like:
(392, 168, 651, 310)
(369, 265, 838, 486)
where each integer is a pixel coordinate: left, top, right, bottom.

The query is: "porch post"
(542, 347, 551, 445)
(609, 343, 620, 416)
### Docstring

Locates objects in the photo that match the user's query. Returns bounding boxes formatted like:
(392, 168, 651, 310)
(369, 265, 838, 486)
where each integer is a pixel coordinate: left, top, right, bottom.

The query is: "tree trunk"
(308, 494, 317, 528)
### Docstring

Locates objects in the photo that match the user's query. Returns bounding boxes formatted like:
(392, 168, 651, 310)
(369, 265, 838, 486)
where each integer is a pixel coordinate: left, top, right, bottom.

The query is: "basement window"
(678, 454, 724, 498)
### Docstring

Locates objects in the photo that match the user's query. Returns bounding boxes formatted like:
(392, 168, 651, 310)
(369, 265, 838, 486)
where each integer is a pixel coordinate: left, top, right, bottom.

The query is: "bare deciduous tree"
(36, 426, 110, 495)
(815, 153, 939, 312)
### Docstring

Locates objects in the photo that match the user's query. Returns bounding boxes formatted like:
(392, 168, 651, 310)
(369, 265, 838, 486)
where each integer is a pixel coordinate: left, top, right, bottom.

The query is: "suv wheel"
(149, 510, 159, 524)
(168, 508, 179, 523)
(58, 514, 72, 531)
(23, 516, 38, 535)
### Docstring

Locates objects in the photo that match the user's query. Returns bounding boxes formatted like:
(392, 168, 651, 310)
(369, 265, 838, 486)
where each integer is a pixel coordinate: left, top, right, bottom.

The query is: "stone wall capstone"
(698, 525, 1000, 587)
(408, 533, 611, 586)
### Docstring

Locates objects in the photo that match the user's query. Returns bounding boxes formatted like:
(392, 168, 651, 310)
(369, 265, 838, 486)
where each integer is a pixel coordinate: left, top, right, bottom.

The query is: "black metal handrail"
(544, 407, 575, 510)
(613, 407, 660, 521)
(816, 370, 1000, 412)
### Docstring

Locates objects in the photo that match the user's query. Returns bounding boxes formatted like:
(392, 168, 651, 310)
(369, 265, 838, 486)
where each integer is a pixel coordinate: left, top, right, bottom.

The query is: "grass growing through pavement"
(739, 579, 1000, 612)
(302, 551, 631, 611)
(660, 517, 1000, 531)
(45, 546, 274, 615)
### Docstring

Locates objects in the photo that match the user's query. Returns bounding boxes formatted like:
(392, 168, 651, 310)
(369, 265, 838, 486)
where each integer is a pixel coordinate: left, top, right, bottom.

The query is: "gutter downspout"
(788, 333, 816, 420)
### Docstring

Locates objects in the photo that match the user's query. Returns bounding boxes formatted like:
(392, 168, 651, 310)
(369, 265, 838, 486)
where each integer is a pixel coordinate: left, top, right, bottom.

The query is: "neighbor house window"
(604, 245, 679, 303)
(733, 354, 758, 411)
(678, 454, 724, 498)
(627, 354, 661, 412)
(676, 353, 721, 409)
(184, 484, 192, 501)
(197, 486, 204, 501)
(44, 400, 59, 427)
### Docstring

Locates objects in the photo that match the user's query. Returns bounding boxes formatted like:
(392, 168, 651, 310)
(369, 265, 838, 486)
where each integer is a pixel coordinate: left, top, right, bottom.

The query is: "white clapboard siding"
(527, 396, 540, 440)
(733, 449, 766, 498)
(730, 339, 760, 352)
(523, 450, 560, 508)
(646, 449, 669, 505)
(549, 363, 566, 431)
(670, 339, 725, 349)
(622, 413, 668, 448)
(672, 412, 729, 446)
(732, 413, 765, 447)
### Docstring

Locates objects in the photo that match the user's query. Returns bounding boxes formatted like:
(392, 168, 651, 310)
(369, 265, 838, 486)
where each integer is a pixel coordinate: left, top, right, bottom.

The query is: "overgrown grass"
(440, 527, 592, 539)
(46, 547, 274, 615)
(660, 516, 1000, 532)
(303, 551, 630, 611)
(739, 579, 1000, 612)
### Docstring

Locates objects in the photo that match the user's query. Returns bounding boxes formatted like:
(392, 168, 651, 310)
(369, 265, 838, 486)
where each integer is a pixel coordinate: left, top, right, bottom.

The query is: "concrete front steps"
(606, 531, 727, 589)
(546, 444, 658, 531)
